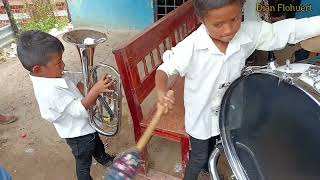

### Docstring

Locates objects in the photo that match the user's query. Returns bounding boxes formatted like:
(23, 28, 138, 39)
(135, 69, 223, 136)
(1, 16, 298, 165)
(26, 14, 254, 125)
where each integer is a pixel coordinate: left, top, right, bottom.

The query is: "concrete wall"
(0, 25, 14, 48)
(67, 0, 154, 30)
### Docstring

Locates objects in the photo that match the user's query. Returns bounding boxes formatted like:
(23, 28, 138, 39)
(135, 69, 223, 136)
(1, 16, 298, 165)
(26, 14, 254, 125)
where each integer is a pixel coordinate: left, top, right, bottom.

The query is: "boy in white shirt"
(155, 0, 320, 179)
(17, 30, 114, 180)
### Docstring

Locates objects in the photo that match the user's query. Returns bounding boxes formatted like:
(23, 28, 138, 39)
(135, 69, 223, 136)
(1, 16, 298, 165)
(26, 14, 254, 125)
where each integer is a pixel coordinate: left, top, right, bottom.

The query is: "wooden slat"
(163, 39, 168, 51)
(156, 46, 162, 65)
(142, 57, 148, 76)
(150, 51, 155, 69)
(135, 70, 157, 104)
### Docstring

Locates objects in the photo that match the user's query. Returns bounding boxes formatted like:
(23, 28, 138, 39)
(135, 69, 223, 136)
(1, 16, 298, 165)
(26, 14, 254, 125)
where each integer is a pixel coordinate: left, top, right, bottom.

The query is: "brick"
(14, 5, 23, 9)
(56, 2, 65, 6)
(14, 9, 24, 13)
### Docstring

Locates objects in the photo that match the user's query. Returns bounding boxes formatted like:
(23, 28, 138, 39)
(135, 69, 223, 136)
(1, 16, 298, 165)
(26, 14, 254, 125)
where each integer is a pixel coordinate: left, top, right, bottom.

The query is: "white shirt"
(29, 73, 95, 138)
(158, 16, 320, 140)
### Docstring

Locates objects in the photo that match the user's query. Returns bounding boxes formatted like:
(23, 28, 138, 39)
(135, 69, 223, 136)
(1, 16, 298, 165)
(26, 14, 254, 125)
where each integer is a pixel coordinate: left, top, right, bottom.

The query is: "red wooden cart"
(113, 1, 200, 178)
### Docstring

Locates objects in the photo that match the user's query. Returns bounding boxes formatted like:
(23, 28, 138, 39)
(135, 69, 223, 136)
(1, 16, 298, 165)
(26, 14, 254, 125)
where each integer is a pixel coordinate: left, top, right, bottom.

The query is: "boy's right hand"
(91, 75, 114, 95)
(157, 90, 175, 114)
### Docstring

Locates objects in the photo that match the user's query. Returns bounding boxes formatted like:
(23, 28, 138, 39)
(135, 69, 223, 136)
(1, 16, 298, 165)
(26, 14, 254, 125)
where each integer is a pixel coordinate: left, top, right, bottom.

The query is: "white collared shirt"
(158, 16, 320, 140)
(29, 73, 95, 138)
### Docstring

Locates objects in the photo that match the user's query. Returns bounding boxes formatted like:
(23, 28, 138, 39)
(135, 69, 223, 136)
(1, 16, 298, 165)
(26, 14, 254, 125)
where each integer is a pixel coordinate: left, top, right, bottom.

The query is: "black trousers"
(65, 132, 113, 180)
(184, 135, 220, 180)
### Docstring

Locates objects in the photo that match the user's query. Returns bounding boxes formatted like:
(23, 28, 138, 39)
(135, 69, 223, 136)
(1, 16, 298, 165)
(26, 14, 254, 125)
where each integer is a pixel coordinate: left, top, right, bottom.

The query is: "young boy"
(17, 30, 114, 180)
(155, 0, 320, 179)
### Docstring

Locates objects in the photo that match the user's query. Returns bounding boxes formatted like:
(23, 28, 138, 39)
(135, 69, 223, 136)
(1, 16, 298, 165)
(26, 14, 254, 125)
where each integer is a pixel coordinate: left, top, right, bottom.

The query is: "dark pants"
(65, 132, 112, 180)
(295, 49, 310, 62)
(184, 135, 220, 180)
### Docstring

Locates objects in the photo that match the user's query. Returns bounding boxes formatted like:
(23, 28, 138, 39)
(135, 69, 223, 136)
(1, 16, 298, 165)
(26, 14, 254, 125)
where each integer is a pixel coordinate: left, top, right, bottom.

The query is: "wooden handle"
(136, 104, 165, 152)
(136, 90, 174, 152)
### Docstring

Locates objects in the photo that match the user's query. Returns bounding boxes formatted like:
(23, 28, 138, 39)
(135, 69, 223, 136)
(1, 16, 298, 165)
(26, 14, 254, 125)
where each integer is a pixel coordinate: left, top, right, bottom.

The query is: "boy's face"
(34, 52, 65, 78)
(202, 2, 242, 43)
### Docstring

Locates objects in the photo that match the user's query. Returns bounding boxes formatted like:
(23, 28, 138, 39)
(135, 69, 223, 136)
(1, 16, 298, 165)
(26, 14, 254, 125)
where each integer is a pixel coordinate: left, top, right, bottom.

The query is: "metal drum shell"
(217, 63, 320, 180)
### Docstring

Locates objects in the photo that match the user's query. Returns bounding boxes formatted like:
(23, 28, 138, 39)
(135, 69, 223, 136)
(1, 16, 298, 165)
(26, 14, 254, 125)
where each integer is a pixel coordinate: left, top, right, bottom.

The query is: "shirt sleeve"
(256, 16, 320, 51)
(157, 36, 194, 77)
(48, 87, 88, 122)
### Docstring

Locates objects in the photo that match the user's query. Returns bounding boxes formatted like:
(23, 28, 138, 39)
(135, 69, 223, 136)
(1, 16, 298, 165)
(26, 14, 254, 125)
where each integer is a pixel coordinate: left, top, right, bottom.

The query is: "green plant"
(21, 16, 68, 32)
(20, 0, 68, 33)
(0, 50, 6, 62)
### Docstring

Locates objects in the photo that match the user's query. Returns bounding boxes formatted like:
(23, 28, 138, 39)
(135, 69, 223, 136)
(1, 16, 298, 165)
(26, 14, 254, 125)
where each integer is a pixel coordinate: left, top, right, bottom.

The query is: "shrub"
(19, 0, 68, 33)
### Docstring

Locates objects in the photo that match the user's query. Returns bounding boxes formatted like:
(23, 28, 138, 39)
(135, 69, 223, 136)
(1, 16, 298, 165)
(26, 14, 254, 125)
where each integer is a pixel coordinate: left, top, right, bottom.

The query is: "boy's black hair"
(17, 30, 64, 72)
(193, 0, 246, 18)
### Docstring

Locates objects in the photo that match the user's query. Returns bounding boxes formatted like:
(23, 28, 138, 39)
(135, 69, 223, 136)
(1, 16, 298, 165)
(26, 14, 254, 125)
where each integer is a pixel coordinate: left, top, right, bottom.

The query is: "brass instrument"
(62, 29, 121, 136)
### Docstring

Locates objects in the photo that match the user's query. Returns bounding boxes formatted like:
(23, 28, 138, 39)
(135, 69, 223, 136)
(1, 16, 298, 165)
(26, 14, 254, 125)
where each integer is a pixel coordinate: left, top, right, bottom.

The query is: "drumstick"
(106, 90, 174, 180)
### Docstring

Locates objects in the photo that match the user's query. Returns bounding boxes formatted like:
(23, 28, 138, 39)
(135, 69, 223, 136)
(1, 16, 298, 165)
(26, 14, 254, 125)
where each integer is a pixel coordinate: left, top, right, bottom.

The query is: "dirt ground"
(0, 25, 302, 180)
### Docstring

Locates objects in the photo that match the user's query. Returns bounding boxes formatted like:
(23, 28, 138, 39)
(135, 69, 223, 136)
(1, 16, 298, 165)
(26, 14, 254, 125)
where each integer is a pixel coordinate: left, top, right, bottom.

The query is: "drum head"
(219, 73, 320, 180)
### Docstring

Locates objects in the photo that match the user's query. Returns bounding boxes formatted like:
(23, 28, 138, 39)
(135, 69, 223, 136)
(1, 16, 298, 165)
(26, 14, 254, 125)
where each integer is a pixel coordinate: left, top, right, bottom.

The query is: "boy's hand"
(157, 90, 175, 114)
(91, 74, 114, 95)
(81, 74, 114, 109)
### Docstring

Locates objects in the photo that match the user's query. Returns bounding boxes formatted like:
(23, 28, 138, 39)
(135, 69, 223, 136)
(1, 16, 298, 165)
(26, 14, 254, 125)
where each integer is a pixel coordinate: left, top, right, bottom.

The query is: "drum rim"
(219, 70, 320, 180)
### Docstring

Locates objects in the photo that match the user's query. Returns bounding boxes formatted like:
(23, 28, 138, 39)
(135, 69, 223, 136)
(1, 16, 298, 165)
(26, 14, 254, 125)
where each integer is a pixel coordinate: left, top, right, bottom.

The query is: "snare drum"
(209, 62, 320, 180)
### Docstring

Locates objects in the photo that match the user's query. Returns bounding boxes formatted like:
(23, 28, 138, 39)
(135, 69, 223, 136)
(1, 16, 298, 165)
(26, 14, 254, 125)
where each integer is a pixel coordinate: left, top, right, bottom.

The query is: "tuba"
(62, 29, 121, 136)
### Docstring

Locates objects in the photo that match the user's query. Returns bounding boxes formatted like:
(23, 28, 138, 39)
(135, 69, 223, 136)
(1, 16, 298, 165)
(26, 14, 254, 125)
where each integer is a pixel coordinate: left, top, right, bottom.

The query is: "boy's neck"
(30, 72, 41, 77)
(30, 72, 53, 78)
(212, 38, 229, 54)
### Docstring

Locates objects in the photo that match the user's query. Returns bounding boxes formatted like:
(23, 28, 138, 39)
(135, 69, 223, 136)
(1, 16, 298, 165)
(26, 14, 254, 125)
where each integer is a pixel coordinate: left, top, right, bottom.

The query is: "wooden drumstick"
(107, 90, 174, 180)
(136, 103, 166, 151)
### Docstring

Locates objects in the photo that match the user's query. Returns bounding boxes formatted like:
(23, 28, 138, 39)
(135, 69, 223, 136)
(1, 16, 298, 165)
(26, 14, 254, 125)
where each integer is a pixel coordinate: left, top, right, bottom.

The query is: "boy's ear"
(32, 65, 42, 73)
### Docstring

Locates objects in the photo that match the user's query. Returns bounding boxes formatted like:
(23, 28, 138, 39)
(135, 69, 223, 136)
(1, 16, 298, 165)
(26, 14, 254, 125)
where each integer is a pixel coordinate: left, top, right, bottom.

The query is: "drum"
(209, 62, 320, 180)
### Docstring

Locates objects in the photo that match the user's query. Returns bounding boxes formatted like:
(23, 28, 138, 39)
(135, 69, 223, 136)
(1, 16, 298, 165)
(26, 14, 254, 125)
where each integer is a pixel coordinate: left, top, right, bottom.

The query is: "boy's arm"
(77, 82, 100, 108)
(76, 81, 97, 108)
(157, 32, 195, 78)
(81, 89, 99, 109)
(155, 69, 175, 113)
(49, 76, 112, 121)
(255, 16, 320, 51)
(155, 70, 169, 96)
(81, 75, 114, 109)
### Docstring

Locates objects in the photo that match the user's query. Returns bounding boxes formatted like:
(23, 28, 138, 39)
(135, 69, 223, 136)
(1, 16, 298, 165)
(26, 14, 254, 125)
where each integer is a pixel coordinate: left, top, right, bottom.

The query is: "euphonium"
(62, 29, 121, 136)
